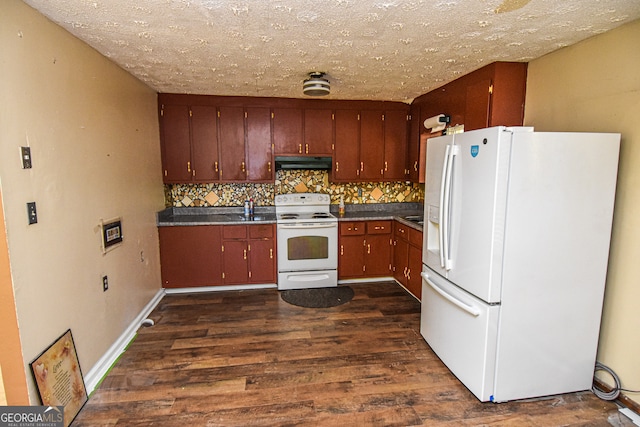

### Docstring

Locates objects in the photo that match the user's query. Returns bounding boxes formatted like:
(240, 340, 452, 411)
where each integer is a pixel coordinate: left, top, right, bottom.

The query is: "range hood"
(274, 156, 332, 170)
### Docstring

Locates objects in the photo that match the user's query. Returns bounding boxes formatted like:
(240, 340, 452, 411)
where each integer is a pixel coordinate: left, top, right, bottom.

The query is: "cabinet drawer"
(222, 225, 247, 239)
(367, 220, 392, 235)
(409, 227, 423, 248)
(340, 222, 365, 236)
(394, 222, 410, 241)
(249, 224, 273, 239)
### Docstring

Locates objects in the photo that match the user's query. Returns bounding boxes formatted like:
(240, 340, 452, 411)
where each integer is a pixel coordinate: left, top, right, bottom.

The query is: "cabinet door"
(465, 79, 491, 131)
(160, 104, 192, 183)
(393, 238, 409, 287)
(190, 105, 220, 182)
(159, 226, 222, 288)
(218, 106, 246, 181)
(365, 234, 392, 277)
(360, 110, 384, 180)
(383, 110, 408, 180)
(339, 235, 365, 279)
(273, 108, 303, 155)
(304, 108, 333, 155)
(222, 240, 249, 284)
(249, 238, 276, 283)
(408, 104, 421, 182)
(407, 244, 423, 300)
(246, 107, 273, 181)
(333, 109, 360, 181)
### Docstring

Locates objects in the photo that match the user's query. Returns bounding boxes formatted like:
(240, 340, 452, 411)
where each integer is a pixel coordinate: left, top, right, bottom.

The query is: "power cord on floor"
(592, 362, 640, 401)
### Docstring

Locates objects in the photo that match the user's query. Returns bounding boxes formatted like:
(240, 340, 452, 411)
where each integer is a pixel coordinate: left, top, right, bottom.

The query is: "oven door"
(277, 222, 338, 272)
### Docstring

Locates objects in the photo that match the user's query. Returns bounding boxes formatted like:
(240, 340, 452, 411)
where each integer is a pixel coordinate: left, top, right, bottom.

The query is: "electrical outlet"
(102, 275, 108, 292)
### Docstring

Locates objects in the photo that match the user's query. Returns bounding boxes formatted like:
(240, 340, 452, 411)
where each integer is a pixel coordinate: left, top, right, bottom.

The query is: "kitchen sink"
(403, 215, 424, 225)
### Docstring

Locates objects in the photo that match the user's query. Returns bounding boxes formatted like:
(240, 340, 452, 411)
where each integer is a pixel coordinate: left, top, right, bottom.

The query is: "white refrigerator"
(420, 126, 620, 402)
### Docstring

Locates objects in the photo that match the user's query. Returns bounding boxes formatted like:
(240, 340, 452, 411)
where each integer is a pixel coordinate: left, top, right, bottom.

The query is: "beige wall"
(524, 19, 640, 401)
(0, 0, 164, 403)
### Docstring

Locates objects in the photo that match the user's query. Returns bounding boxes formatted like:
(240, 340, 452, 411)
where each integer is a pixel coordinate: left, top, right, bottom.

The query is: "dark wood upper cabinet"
(160, 104, 192, 183)
(333, 109, 360, 181)
(190, 105, 220, 182)
(218, 106, 246, 181)
(273, 108, 303, 155)
(304, 108, 334, 155)
(246, 107, 273, 182)
(158, 94, 412, 184)
(412, 62, 527, 133)
(409, 61, 527, 183)
(359, 110, 385, 181)
(465, 79, 492, 131)
(407, 104, 421, 182)
(383, 110, 408, 180)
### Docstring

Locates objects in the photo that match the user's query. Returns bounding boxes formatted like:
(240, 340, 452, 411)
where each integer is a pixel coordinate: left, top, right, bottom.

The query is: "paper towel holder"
(424, 114, 450, 133)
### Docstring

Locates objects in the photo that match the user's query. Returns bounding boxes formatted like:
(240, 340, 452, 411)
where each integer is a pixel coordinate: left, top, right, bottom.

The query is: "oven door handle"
(278, 223, 338, 230)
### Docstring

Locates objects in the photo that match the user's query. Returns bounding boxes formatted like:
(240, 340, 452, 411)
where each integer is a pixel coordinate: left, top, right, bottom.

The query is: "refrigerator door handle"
(421, 272, 480, 317)
(439, 144, 451, 269)
(442, 144, 458, 271)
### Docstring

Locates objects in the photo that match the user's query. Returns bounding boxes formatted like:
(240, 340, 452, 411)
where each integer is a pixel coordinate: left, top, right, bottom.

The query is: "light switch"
(21, 146, 32, 169)
(27, 202, 37, 224)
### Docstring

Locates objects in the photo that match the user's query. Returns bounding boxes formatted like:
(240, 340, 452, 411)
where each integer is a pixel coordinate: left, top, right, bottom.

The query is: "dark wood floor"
(74, 282, 630, 426)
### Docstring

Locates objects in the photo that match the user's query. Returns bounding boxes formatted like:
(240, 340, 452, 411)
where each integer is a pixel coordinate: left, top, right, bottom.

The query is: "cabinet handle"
(243, 249, 247, 260)
(193, 169, 196, 177)
(268, 161, 271, 172)
(404, 267, 408, 277)
(335, 162, 339, 172)
(367, 244, 371, 254)
(241, 161, 245, 172)
(187, 161, 191, 172)
(414, 160, 418, 172)
(270, 248, 273, 259)
(400, 228, 405, 234)
(340, 245, 344, 256)
(360, 161, 364, 172)
(305, 144, 309, 154)
(375, 226, 383, 230)
(384, 161, 388, 172)
(214, 161, 219, 172)
(407, 269, 411, 280)
(298, 144, 302, 154)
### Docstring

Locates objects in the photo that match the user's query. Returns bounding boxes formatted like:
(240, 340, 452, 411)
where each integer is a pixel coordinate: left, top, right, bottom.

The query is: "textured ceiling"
(22, 0, 640, 103)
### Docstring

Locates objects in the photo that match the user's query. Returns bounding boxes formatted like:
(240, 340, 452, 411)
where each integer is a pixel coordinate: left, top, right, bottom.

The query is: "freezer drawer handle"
(421, 272, 480, 317)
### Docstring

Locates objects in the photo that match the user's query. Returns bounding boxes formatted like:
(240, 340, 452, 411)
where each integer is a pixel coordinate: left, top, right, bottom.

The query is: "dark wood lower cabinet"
(159, 224, 276, 288)
(222, 224, 276, 285)
(159, 221, 418, 293)
(159, 225, 222, 288)
(339, 220, 392, 280)
(392, 222, 423, 300)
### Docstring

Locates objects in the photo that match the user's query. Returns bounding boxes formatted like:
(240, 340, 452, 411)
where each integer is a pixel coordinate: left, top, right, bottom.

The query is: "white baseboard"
(83, 289, 165, 395)
(164, 283, 277, 294)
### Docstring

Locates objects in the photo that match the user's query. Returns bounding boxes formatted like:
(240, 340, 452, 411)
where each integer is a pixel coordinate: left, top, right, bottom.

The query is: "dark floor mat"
(280, 286, 354, 308)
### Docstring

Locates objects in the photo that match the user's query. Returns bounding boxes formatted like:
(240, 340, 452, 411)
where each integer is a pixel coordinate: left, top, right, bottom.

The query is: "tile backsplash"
(165, 170, 424, 207)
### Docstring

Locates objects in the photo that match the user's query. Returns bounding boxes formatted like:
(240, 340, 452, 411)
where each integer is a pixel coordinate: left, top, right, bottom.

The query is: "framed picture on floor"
(30, 329, 88, 427)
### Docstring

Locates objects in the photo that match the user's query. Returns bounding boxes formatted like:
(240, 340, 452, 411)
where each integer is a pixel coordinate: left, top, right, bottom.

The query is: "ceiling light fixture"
(303, 72, 330, 96)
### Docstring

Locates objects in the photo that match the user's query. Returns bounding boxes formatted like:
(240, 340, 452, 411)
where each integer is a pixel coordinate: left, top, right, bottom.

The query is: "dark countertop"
(157, 202, 424, 231)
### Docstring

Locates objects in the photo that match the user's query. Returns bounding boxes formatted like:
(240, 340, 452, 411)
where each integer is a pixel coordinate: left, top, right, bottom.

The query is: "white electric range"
(275, 193, 338, 290)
